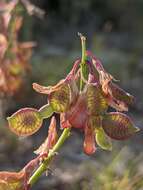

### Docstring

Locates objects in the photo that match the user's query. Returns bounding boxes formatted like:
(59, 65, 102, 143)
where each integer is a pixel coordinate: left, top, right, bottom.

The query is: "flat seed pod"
(95, 128, 112, 151)
(0, 172, 25, 190)
(109, 82, 135, 105)
(7, 108, 43, 137)
(49, 83, 71, 113)
(86, 84, 108, 115)
(88, 116, 102, 130)
(33, 81, 72, 113)
(102, 112, 140, 140)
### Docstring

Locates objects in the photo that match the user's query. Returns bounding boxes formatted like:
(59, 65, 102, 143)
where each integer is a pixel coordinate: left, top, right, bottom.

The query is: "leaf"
(95, 128, 112, 151)
(102, 112, 140, 140)
(7, 108, 43, 137)
(86, 84, 108, 115)
(34, 116, 58, 156)
(83, 121, 96, 155)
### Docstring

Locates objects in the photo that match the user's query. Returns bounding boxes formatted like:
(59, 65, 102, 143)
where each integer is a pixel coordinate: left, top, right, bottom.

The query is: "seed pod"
(102, 112, 140, 140)
(86, 84, 108, 115)
(33, 79, 78, 113)
(49, 82, 71, 113)
(7, 108, 43, 137)
(108, 82, 135, 106)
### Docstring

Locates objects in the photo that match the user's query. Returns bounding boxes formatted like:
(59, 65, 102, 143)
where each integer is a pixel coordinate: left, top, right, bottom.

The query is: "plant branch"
(28, 34, 88, 188)
(78, 33, 87, 91)
(28, 128, 71, 187)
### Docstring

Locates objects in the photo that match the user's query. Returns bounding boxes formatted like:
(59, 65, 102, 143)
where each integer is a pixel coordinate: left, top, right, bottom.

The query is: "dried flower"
(0, 156, 41, 190)
(34, 116, 58, 156)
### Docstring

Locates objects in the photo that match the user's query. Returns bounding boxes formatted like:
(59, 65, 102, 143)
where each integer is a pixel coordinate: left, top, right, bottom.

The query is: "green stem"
(78, 33, 87, 91)
(28, 128, 71, 186)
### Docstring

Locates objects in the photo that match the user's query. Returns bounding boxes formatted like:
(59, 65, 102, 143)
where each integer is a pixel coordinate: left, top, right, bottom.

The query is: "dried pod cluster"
(0, 0, 35, 97)
(8, 50, 140, 155)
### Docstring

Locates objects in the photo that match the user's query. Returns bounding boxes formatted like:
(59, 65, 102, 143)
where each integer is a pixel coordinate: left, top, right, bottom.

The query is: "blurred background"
(1, 0, 143, 189)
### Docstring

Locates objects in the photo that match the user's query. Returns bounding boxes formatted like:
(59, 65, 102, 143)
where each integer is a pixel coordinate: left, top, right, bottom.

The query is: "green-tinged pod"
(102, 112, 140, 140)
(86, 84, 108, 115)
(7, 108, 43, 137)
(88, 115, 102, 130)
(49, 82, 71, 113)
(33, 80, 77, 113)
(38, 104, 53, 119)
(95, 128, 112, 151)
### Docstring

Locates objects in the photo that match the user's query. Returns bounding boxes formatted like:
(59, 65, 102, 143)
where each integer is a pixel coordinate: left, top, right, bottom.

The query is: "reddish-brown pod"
(102, 112, 140, 140)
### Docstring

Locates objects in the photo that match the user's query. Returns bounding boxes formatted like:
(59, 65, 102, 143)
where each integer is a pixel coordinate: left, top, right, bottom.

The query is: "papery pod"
(34, 116, 58, 156)
(0, 156, 41, 190)
(95, 127, 112, 151)
(49, 82, 71, 113)
(6, 75, 23, 95)
(0, 171, 25, 190)
(102, 112, 140, 140)
(84, 121, 96, 155)
(33, 81, 71, 113)
(88, 115, 102, 130)
(85, 84, 108, 115)
(7, 108, 43, 137)
(107, 95, 128, 112)
(108, 82, 135, 106)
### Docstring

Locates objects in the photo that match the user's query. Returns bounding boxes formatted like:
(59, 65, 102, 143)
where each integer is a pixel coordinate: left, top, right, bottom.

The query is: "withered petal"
(34, 116, 58, 155)
(83, 121, 96, 155)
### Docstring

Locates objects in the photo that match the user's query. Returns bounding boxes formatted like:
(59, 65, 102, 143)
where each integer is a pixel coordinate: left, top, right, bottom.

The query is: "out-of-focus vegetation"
(0, 0, 143, 190)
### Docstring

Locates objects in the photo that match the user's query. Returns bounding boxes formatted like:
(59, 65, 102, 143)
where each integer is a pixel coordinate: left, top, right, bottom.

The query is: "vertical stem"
(78, 33, 87, 91)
